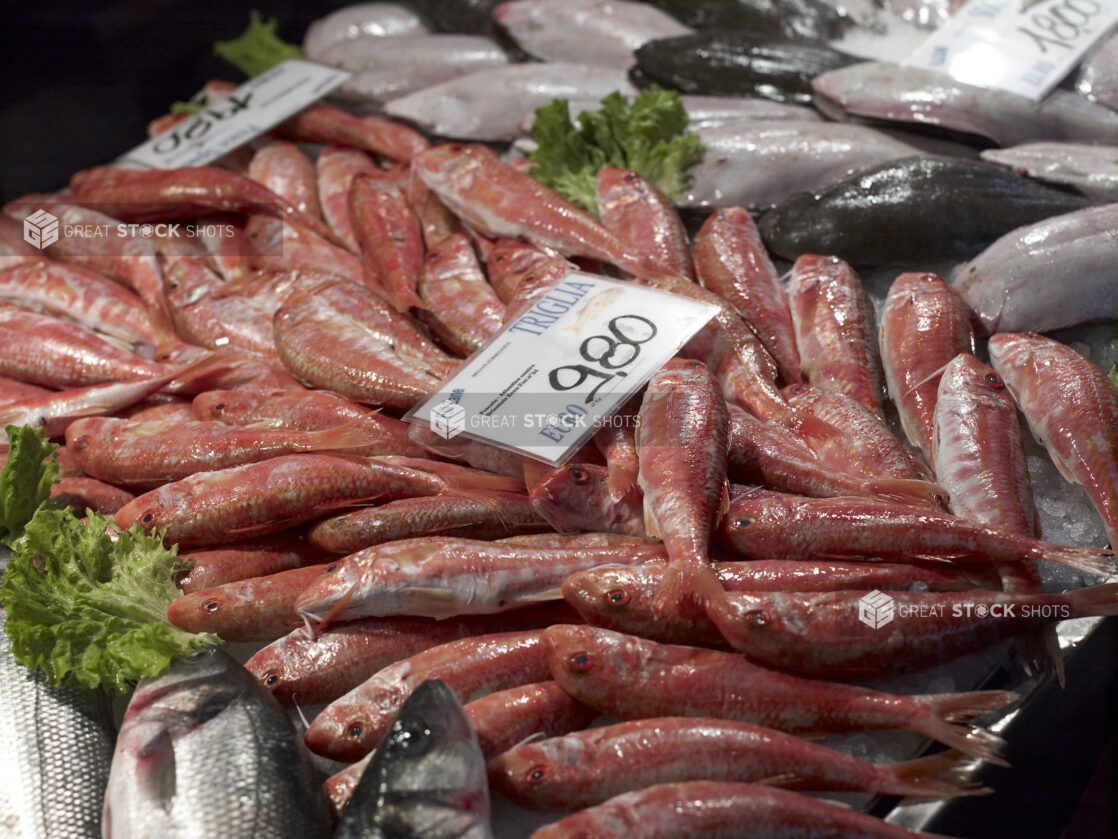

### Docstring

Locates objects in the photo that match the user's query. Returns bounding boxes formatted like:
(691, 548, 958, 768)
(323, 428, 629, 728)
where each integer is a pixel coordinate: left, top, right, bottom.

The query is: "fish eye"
(736, 518, 752, 528)
(140, 511, 156, 525)
(159, 352, 173, 361)
(569, 652, 594, 672)
(791, 385, 808, 394)
(985, 374, 1003, 387)
(169, 281, 178, 289)
(213, 402, 226, 413)
(72, 436, 89, 449)
(569, 468, 587, 484)
(526, 765, 549, 784)
(347, 721, 365, 739)
(263, 671, 280, 687)
(326, 564, 339, 573)
(494, 255, 504, 262)
(687, 361, 701, 368)
(428, 251, 439, 261)
(449, 144, 464, 152)
(605, 589, 630, 607)
(203, 599, 220, 612)
(391, 719, 432, 755)
(748, 610, 770, 627)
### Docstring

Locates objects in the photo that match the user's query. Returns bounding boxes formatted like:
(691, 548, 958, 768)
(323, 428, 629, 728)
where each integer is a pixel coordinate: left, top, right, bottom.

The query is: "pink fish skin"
(245, 602, 578, 707)
(542, 624, 1015, 762)
(0, 214, 44, 271)
(315, 146, 380, 251)
(880, 272, 975, 463)
(176, 537, 331, 593)
(705, 584, 1118, 679)
(596, 167, 695, 280)
(529, 781, 962, 839)
(244, 215, 379, 296)
(349, 176, 427, 312)
(693, 206, 800, 385)
(989, 332, 1118, 549)
(529, 463, 646, 536)
(247, 141, 322, 220)
(561, 560, 998, 648)
(49, 476, 134, 515)
(417, 233, 505, 356)
(276, 103, 429, 163)
(305, 629, 552, 761)
(788, 254, 886, 418)
(482, 237, 571, 304)
(637, 359, 729, 614)
(0, 375, 50, 404)
(491, 716, 985, 811)
(718, 490, 1113, 577)
(307, 491, 549, 554)
(413, 143, 679, 277)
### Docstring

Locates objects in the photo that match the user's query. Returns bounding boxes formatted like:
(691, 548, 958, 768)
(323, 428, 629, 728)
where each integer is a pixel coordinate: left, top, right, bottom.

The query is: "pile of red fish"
(1, 92, 1116, 838)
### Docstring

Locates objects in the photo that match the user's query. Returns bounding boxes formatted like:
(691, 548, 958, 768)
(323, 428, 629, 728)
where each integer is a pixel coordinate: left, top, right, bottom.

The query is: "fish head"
(124, 646, 239, 722)
(487, 735, 585, 808)
(986, 331, 1046, 378)
(165, 579, 254, 635)
(706, 591, 802, 650)
(529, 463, 611, 533)
(719, 489, 795, 550)
(781, 381, 820, 405)
(542, 624, 643, 699)
(561, 564, 661, 627)
(243, 634, 304, 703)
(939, 353, 1012, 407)
(192, 388, 269, 422)
(293, 553, 371, 627)
(114, 482, 190, 534)
(413, 143, 488, 190)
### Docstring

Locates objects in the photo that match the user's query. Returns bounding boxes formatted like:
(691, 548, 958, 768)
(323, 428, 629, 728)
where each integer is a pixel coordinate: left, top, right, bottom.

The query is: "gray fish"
(335, 679, 493, 839)
(303, 3, 429, 61)
(0, 553, 115, 839)
(103, 647, 330, 839)
(383, 63, 637, 141)
(683, 121, 919, 210)
(982, 142, 1118, 201)
(494, 0, 692, 69)
(951, 203, 1118, 334)
(319, 34, 509, 106)
(813, 61, 1118, 146)
(759, 155, 1096, 264)
(1074, 30, 1118, 111)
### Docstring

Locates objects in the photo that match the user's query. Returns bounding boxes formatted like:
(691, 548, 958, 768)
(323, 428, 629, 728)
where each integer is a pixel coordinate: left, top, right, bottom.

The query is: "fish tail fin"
(914, 690, 1017, 766)
(865, 477, 949, 507)
(652, 560, 724, 616)
(1065, 581, 1118, 617)
(877, 750, 990, 799)
(390, 286, 428, 313)
(606, 462, 639, 502)
(440, 470, 526, 494)
(302, 419, 392, 452)
(1014, 626, 1065, 687)
(1036, 543, 1115, 577)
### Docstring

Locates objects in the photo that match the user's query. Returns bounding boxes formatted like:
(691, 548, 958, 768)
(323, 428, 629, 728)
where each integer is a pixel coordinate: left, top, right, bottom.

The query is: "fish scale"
(0, 572, 115, 839)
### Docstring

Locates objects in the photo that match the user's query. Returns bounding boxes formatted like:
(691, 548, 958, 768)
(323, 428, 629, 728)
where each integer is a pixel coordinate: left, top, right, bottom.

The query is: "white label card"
(117, 60, 351, 169)
(906, 0, 1118, 101)
(405, 273, 720, 466)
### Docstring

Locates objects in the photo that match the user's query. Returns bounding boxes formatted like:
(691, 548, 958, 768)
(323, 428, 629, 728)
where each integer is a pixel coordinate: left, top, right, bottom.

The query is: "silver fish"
(813, 61, 1118, 146)
(951, 203, 1118, 334)
(0, 553, 115, 839)
(334, 679, 493, 839)
(320, 34, 510, 107)
(981, 142, 1118, 201)
(1074, 30, 1118, 111)
(303, 3, 428, 61)
(103, 647, 330, 839)
(383, 63, 637, 141)
(494, 0, 692, 68)
(683, 121, 919, 210)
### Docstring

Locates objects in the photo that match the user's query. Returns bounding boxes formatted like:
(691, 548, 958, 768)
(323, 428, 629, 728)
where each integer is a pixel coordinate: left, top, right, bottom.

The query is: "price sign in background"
(406, 273, 720, 465)
(116, 60, 351, 170)
(907, 0, 1118, 101)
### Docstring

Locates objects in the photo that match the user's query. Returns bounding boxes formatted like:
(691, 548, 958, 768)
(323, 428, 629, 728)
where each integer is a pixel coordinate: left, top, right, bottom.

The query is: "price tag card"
(405, 273, 720, 465)
(117, 60, 351, 169)
(906, 0, 1118, 101)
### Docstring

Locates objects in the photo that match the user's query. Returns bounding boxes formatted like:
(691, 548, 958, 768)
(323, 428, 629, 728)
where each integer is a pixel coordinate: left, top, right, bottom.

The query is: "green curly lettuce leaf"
(1, 425, 58, 547)
(528, 86, 705, 215)
(214, 10, 303, 78)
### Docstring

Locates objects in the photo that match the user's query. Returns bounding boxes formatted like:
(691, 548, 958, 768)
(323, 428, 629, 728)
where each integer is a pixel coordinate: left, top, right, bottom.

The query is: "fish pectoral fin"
(751, 772, 803, 788)
(515, 587, 563, 603)
(716, 479, 731, 525)
(136, 729, 177, 813)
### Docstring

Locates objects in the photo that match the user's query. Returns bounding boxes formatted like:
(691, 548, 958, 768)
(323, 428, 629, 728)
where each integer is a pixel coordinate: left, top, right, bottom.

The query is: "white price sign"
(117, 60, 351, 170)
(907, 0, 1118, 101)
(406, 272, 719, 465)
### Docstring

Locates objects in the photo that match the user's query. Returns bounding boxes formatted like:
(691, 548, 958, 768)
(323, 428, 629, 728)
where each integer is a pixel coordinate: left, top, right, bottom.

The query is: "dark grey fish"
(335, 679, 493, 839)
(103, 647, 330, 839)
(406, 0, 505, 35)
(759, 156, 1097, 264)
(634, 32, 858, 104)
(642, 0, 847, 42)
(0, 553, 115, 839)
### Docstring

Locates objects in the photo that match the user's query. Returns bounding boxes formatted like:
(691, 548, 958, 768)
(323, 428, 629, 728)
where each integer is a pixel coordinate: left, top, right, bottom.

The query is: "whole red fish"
(989, 332, 1118, 548)
(596, 167, 694, 280)
(491, 716, 984, 810)
(880, 272, 975, 463)
(636, 359, 729, 613)
(542, 624, 1015, 762)
(417, 233, 505, 355)
(718, 490, 1112, 576)
(315, 146, 381, 251)
(246, 141, 321, 220)
(349, 176, 426, 312)
(693, 206, 800, 385)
